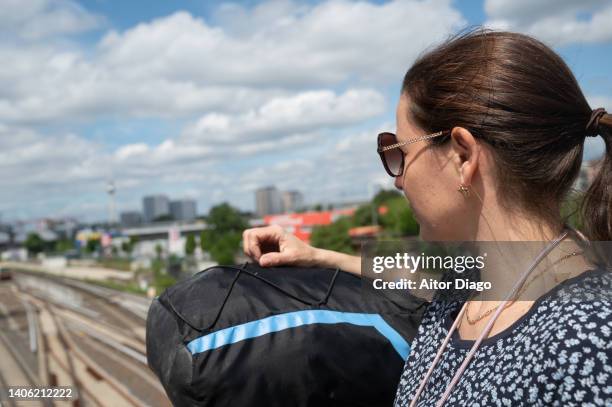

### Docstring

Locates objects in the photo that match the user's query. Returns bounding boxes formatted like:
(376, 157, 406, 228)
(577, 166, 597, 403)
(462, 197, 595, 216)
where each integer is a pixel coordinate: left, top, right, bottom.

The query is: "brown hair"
(402, 28, 612, 241)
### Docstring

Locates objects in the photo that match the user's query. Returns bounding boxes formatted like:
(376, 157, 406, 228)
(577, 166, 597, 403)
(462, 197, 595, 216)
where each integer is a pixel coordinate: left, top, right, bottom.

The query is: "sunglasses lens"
(379, 132, 403, 176)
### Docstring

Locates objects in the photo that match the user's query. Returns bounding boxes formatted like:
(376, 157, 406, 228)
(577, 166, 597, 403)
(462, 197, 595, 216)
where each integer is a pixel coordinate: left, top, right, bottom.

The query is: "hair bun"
(586, 107, 607, 137)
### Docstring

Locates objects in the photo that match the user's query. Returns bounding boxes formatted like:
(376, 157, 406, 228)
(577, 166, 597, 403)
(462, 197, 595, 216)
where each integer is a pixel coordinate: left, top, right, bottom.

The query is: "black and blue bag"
(146, 263, 426, 406)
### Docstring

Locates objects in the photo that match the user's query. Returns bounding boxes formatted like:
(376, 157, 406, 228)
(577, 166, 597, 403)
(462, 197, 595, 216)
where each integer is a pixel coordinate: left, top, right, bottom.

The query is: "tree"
(24, 233, 45, 255)
(353, 203, 376, 226)
(209, 232, 242, 265)
(185, 234, 196, 256)
(207, 203, 248, 233)
(166, 254, 182, 278)
(379, 197, 419, 236)
(85, 238, 100, 254)
(152, 258, 176, 292)
(310, 217, 355, 254)
(373, 189, 402, 205)
(55, 239, 74, 253)
(200, 230, 211, 252)
(352, 189, 404, 227)
(200, 203, 247, 264)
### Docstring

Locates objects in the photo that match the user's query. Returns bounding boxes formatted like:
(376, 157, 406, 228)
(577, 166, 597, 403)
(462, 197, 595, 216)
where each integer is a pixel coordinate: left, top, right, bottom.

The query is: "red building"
(263, 208, 356, 242)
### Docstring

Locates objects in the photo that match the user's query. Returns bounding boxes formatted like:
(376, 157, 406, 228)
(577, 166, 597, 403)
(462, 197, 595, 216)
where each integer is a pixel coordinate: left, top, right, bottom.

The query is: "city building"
(255, 186, 284, 217)
(120, 211, 143, 227)
(0, 230, 10, 250)
(0, 221, 10, 250)
(170, 199, 197, 221)
(10, 218, 68, 245)
(51, 218, 79, 240)
(143, 195, 170, 222)
(282, 190, 304, 213)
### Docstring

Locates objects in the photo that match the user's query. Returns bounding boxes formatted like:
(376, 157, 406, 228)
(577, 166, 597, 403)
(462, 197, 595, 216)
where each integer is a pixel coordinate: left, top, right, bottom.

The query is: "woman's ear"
(450, 126, 479, 186)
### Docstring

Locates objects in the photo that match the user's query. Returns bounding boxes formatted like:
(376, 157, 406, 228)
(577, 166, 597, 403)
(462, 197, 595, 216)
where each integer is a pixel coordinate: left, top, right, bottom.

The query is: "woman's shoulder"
(549, 266, 612, 299)
(523, 268, 612, 405)
(537, 267, 612, 316)
(529, 266, 610, 312)
(528, 268, 611, 349)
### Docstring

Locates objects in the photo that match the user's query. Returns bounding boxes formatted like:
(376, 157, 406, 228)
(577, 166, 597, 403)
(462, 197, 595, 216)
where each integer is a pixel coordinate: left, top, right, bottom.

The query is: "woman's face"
(394, 94, 470, 241)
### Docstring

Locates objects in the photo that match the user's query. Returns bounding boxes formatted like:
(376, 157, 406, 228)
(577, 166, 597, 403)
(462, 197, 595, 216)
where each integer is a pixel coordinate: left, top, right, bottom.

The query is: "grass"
(95, 258, 133, 271)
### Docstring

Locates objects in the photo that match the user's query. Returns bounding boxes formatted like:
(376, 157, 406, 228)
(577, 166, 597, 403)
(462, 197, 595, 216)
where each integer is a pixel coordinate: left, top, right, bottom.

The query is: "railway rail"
(0, 271, 170, 407)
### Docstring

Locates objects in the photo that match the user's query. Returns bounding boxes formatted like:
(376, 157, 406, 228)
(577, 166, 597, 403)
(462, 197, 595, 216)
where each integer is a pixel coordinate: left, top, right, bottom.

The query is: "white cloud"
(0, 126, 104, 190)
(0, 0, 463, 125)
(0, 43, 286, 123)
(109, 87, 385, 167)
(232, 123, 396, 207)
(182, 89, 386, 143)
(105, 88, 385, 177)
(0, 0, 104, 41)
(485, 0, 612, 46)
(0, 0, 467, 220)
(115, 143, 150, 160)
(114, 139, 214, 167)
(99, 0, 464, 86)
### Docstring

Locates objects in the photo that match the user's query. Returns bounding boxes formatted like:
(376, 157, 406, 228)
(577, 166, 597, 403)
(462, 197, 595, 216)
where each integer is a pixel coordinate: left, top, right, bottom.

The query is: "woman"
(242, 30, 612, 406)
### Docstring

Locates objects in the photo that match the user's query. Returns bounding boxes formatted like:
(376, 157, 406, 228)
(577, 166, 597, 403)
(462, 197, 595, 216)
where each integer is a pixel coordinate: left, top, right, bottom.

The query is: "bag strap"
(167, 263, 342, 332)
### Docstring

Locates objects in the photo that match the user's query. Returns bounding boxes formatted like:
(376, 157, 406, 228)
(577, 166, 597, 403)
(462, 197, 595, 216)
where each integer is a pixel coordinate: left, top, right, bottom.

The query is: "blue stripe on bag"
(186, 309, 410, 359)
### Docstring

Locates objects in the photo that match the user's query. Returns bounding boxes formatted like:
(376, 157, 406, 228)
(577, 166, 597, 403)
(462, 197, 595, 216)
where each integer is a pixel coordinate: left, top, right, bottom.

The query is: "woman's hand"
(242, 225, 362, 275)
(242, 225, 317, 267)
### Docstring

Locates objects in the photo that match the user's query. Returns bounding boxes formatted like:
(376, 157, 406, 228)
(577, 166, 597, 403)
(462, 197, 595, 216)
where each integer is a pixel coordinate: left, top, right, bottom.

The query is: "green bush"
(310, 217, 355, 254)
(379, 197, 419, 236)
(309, 190, 419, 252)
(185, 234, 196, 255)
(97, 258, 132, 271)
(154, 273, 177, 292)
(24, 233, 45, 255)
(200, 203, 247, 264)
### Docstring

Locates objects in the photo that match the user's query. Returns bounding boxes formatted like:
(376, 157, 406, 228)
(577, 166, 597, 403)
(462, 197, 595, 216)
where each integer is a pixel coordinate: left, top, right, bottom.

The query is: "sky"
(1, 0, 611, 223)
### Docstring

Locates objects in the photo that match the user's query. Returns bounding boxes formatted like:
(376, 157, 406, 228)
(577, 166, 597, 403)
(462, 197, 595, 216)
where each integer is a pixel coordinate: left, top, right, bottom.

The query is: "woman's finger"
(242, 229, 253, 259)
(243, 225, 282, 260)
(252, 225, 284, 256)
(250, 231, 262, 260)
(259, 251, 290, 267)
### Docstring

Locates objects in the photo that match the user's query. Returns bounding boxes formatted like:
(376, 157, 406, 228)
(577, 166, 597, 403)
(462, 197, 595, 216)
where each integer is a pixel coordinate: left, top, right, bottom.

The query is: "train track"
(0, 273, 171, 407)
(0, 328, 48, 407)
(0, 283, 50, 407)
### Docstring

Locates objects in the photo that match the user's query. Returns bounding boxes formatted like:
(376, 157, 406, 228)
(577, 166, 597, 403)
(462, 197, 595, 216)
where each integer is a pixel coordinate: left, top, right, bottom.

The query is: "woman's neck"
(463, 211, 576, 302)
(456, 212, 593, 340)
(472, 210, 563, 242)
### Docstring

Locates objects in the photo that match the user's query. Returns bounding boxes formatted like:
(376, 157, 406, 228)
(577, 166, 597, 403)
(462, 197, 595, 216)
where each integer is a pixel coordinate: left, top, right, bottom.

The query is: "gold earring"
(457, 184, 470, 198)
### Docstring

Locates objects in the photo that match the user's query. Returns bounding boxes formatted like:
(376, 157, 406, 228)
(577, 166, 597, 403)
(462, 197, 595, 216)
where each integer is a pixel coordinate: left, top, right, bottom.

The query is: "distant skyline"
(1, 0, 611, 222)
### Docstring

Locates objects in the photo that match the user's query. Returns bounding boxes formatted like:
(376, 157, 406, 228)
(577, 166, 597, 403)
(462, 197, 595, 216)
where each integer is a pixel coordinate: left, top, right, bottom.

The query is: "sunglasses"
(377, 130, 449, 177)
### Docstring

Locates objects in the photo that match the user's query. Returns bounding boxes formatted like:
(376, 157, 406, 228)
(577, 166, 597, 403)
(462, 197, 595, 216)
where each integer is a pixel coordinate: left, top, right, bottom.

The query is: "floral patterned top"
(394, 268, 612, 406)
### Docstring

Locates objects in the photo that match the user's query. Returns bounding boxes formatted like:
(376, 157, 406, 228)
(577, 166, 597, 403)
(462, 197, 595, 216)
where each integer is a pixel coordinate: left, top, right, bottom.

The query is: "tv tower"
(106, 180, 117, 225)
